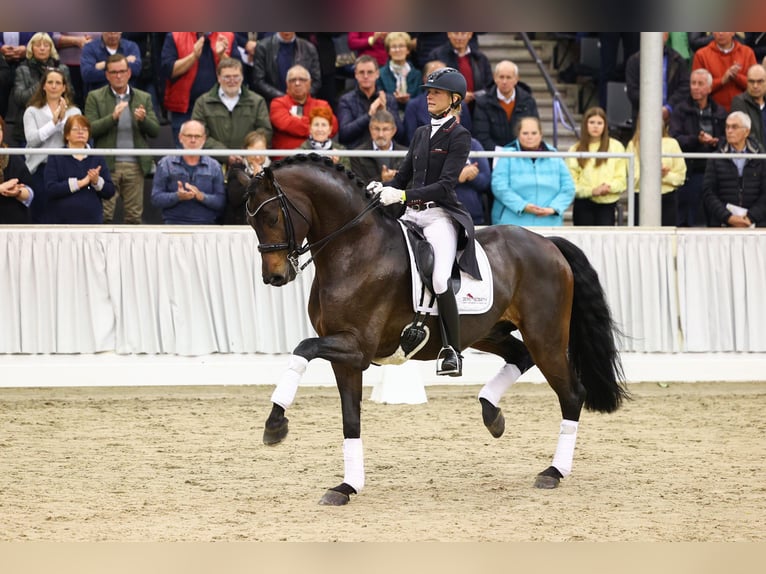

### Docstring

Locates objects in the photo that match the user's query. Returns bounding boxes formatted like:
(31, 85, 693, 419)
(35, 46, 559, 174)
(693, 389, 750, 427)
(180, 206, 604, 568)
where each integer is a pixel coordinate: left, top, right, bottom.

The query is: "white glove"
(366, 180, 383, 194)
(379, 186, 405, 206)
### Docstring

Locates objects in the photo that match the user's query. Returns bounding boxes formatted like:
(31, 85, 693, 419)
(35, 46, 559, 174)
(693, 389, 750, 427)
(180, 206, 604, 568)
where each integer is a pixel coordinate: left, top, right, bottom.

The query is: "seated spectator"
(85, 53, 160, 225)
(337, 55, 404, 149)
(225, 129, 270, 225)
(566, 106, 627, 226)
(472, 59, 539, 151)
(160, 32, 235, 146)
(703, 111, 766, 227)
(669, 68, 727, 227)
(454, 109, 491, 225)
(348, 33, 389, 67)
(270, 64, 337, 152)
(23, 67, 81, 222)
(298, 106, 350, 169)
(426, 32, 493, 112)
(626, 118, 687, 226)
(252, 32, 321, 104)
(403, 59, 472, 144)
(731, 64, 766, 150)
(377, 32, 421, 111)
(11, 32, 73, 146)
(0, 115, 34, 223)
(692, 32, 756, 112)
(191, 56, 272, 168)
(42, 114, 115, 224)
(80, 32, 142, 99)
(625, 32, 689, 125)
(349, 109, 407, 185)
(491, 116, 574, 226)
(151, 119, 226, 224)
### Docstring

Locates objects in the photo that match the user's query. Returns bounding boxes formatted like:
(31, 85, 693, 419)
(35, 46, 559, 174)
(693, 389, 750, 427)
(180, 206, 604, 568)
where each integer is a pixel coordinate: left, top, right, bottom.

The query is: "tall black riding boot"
(436, 284, 462, 376)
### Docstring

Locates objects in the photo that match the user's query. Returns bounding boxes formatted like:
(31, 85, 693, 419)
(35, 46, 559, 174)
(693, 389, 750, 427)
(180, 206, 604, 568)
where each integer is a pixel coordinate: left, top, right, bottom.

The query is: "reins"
(247, 174, 382, 274)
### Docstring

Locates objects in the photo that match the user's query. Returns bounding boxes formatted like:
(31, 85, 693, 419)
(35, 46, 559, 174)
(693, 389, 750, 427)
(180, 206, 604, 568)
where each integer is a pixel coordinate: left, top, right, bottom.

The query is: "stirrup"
(436, 346, 462, 377)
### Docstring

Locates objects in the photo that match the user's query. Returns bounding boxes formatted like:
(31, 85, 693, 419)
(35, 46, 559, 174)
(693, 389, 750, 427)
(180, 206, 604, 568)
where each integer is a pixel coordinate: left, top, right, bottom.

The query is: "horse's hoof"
(262, 417, 289, 445)
(534, 466, 563, 489)
(318, 489, 350, 506)
(480, 398, 504, 438)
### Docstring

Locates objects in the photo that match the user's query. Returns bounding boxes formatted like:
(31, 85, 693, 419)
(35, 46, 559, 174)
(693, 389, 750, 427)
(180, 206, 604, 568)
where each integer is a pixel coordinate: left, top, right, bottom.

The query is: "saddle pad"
(399, 221, 493, 315)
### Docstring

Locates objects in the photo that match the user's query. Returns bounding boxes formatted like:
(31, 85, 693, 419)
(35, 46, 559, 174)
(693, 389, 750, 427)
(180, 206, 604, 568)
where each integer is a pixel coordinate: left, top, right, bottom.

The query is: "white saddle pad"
(399, 221, 493, 315)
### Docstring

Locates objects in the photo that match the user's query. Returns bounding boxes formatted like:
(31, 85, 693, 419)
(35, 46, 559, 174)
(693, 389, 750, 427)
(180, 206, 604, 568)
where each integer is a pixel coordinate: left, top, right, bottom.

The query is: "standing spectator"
(80, 32, 142, 99)
(160, 32, 234, 146)
(625, 32, 690, 125)
(0, 54, 9, 122)
(377, 32, 421, 111)
(11, 32, 72, 146)
(669, 68, 727, 227)
(626, 118, 687, 226)
(347, 33, 389, 67)
(270, 64, 337, 151)
(703, 111, 766, 227)
(225, 129, 269, 225)
(233, 32, 261, 89)
(403, 59, 472, 144)
(0, 115, 35, 223)
(426, 32, 493, 113)
(151, 119, 225, 225)
(349, 109, 407, 185)
(692, 32, 756, 112)
(42, 114, 115, 224)
(298, 106, 350, 169)
(337, 55, 404, 150)
(252, 32, 321, 104)
(0, 33, 38, 127)
(454, 109, 491, 225)
(191, 57, 272, 168)
(472, 59, 539, 151)
(491, 116, 574, 226)
(52, 32, 100, 109)
(22, 67, 81, 222)
(85, 54, 160, 225)
(731, 64, 766, 150)
(566, 106, 627, 226)
(597, 33, 640, 110)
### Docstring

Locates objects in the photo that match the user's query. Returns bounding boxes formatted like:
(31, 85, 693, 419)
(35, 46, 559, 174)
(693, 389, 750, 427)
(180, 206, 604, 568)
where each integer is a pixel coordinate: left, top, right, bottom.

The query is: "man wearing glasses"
(151, 119, 225, 225)
(85, 53, 159, 224)
(731, 64, 766, 150)
(192, 57, 272, 167)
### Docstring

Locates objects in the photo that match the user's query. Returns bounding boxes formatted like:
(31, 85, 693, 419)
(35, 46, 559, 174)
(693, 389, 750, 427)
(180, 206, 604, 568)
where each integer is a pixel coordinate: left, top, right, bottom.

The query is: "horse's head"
(245, 166, 309, 286)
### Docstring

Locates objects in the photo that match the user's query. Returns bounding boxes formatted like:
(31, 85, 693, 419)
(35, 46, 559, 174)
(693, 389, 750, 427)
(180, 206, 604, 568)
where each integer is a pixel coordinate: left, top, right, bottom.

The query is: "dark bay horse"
(245, 153, 628, 506)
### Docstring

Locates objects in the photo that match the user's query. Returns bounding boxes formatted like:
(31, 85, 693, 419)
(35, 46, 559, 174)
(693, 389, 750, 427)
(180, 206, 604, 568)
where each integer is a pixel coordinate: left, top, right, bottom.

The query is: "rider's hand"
(379, 186, 405, 205)
(366, 180, 383, 194)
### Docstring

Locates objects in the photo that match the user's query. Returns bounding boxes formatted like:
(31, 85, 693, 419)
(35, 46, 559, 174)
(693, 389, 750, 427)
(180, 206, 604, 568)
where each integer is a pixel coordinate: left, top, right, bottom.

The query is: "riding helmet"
(420, 67, 467, 102)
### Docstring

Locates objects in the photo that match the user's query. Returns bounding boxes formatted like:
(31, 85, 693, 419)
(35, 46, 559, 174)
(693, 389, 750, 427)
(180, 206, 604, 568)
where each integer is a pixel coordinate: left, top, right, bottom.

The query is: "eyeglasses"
(747, 78, 766, 84)
(69, 126, 89, 132)
(725, 124, 746, 130)
(220, 74, 242, 82)
(107, 69, 129, 75)
(181, 133, 205, 139)
(288, 77, 309, 84)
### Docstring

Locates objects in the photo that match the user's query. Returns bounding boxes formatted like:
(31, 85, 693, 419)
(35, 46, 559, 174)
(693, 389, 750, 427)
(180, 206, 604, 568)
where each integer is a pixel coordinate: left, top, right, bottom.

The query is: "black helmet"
(420, 67, 467, 102)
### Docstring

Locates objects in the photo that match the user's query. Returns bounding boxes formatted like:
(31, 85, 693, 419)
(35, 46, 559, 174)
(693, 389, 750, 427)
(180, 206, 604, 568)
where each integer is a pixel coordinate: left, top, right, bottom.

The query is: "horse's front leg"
(318, 362, 364, 506)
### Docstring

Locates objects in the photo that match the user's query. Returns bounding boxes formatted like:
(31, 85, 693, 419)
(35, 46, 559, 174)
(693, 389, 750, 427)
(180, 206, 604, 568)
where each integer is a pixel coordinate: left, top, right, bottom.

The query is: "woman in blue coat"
(491, 116, 575, 226)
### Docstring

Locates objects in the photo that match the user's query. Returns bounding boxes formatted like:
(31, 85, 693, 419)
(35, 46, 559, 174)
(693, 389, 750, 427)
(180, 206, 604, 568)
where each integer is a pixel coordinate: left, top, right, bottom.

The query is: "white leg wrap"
(478, 363, 522, 406)
(551, 419, 579, 478)
(270, 354, 308, 410)
(342, 438, 365, 493)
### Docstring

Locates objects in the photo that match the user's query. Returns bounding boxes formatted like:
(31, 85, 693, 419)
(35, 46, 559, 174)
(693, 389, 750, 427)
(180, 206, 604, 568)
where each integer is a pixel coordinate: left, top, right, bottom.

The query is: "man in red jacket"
(269, 64, 337, 152)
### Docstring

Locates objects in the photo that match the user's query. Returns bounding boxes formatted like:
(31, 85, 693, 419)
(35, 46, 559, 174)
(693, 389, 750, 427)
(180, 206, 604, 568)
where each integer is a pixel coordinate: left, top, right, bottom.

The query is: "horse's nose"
(263, 273, 287, 286)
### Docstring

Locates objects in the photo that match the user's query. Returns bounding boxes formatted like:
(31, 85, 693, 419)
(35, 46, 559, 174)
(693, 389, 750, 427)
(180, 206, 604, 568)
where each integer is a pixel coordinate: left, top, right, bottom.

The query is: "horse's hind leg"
(472, 322, 535, 438)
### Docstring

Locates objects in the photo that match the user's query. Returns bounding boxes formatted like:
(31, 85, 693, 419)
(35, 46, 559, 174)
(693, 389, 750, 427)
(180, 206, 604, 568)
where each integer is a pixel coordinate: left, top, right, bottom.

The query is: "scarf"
(388, 60, 411, 94)
(308, 137, 333, 151)
(430, 115, 454, 137)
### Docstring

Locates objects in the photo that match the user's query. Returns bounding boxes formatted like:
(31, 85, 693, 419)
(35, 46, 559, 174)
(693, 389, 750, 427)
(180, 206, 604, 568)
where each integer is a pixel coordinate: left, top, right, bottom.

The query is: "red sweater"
(269, 95, 338, 150)
(692, 40, 756, 112)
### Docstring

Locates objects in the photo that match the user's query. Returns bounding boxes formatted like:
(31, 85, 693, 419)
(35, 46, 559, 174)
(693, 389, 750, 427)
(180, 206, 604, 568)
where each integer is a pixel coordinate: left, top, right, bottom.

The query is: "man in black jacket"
(252, 32, 321, 104)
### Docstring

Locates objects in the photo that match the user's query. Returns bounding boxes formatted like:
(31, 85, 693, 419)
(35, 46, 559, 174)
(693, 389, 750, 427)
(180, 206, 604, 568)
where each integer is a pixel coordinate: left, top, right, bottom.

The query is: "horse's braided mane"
(270, 153, 369, 196)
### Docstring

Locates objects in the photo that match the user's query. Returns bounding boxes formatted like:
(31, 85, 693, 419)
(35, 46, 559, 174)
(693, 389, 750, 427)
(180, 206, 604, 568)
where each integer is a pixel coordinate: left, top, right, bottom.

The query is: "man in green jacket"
(191, 57, 273, 169)
(85, 53, 160, 224)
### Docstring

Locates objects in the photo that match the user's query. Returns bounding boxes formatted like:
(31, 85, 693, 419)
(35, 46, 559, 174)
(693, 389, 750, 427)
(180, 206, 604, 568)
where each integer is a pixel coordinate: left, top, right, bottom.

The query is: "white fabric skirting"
(0, 226, 764, 355)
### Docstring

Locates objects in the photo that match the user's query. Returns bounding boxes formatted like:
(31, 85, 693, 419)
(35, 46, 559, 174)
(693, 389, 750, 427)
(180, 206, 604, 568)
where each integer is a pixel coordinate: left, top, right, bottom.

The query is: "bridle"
(246, 173, 381, 274)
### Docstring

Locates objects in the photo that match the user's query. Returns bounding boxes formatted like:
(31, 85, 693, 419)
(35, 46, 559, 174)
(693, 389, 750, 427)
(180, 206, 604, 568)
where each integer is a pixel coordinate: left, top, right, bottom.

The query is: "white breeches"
(401, 207, 458, 294)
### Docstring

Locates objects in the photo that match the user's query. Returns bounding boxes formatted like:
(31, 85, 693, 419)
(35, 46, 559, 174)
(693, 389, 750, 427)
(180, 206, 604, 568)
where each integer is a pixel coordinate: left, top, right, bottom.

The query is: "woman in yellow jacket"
(566, 106, 627, 225)
(625, 119, 687, 226)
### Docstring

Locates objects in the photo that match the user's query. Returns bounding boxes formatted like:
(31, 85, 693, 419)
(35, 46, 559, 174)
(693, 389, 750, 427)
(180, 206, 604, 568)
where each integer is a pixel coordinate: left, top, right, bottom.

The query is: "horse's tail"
(547, 236, 629, 413)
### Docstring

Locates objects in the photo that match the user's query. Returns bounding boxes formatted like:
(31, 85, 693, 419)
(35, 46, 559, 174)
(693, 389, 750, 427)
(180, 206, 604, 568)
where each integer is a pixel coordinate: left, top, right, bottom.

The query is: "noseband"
(246, 174, 381, 274)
